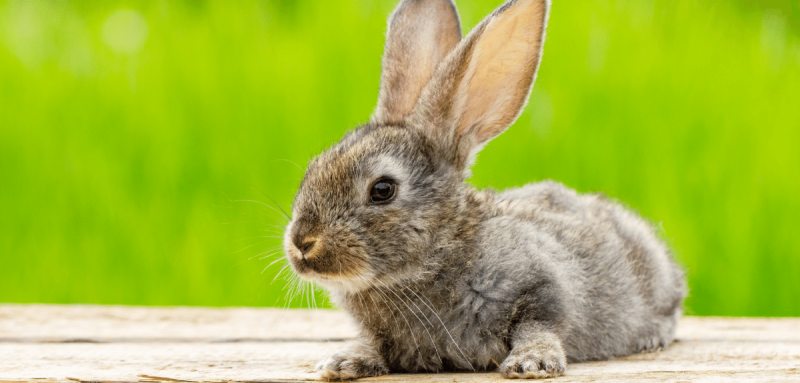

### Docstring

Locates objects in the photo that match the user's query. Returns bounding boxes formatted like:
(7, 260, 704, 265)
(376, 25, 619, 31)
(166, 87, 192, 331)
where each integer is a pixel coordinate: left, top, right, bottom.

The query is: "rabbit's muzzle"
(284, 219, 372, 287)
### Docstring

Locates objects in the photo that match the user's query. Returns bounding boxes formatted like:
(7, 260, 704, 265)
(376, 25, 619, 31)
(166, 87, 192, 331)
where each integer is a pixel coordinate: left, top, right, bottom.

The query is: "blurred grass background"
(0, 0, 798, 316)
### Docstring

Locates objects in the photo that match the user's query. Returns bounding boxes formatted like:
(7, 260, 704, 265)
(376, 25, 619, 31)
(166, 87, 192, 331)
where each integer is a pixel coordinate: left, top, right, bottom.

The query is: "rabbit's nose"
(295, 238, 317, 258)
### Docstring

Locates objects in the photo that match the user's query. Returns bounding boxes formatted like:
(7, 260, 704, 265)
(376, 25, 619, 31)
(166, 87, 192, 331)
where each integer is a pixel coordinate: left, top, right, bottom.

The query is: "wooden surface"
(0, 305, 798, 382)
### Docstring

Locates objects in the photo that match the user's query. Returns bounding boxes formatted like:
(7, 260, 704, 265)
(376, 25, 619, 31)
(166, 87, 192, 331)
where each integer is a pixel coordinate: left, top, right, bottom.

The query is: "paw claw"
(316, 354, 388, 381)
(499, 345, 566, 379)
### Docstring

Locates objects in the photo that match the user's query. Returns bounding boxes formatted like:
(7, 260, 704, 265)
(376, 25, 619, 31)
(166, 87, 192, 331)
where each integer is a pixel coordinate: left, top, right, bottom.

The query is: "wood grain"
(1, 305, 798, 382)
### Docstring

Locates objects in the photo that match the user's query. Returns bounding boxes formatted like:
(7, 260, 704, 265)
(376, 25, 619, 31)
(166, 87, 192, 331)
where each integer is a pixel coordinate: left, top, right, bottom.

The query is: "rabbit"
(281, 0, 687, 380)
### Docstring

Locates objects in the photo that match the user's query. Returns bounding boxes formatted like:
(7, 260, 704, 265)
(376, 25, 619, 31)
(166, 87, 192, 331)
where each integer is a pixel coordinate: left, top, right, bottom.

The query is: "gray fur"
(282, 0, 686, 380)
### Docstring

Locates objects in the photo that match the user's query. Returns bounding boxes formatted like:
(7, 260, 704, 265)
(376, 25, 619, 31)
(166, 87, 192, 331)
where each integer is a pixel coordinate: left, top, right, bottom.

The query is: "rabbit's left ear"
(411, 0, 550, 169)
(372, 0, 462, 124)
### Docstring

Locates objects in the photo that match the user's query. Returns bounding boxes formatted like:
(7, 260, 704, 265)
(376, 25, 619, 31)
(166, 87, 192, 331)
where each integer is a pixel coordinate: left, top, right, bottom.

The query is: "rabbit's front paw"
(499, 343, 567, 379)
(316, 353, 388, 381)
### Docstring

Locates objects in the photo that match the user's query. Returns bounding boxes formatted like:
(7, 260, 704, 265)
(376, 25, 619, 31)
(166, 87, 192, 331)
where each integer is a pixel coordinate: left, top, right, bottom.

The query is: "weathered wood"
(0, 305, 798, 382)
(0, 305, 355, 342)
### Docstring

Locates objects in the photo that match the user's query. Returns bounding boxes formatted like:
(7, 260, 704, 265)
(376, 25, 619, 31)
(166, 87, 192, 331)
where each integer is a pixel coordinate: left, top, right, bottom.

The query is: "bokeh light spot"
(101, 9, 148, 54)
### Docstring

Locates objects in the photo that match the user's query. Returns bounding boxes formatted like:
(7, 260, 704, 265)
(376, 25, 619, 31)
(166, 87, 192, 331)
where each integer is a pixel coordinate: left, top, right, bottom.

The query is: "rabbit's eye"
(369, 178, 397, 204)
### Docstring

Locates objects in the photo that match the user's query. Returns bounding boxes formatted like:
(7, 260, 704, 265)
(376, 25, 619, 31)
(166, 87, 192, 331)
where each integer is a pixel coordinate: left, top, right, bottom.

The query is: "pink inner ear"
(456, 0, 548, 145)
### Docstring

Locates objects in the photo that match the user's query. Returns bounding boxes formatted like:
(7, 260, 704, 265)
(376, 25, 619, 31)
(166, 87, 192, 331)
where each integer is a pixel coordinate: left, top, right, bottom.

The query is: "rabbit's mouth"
(310, 271, 376, 293)
(287, 256, 376, 293)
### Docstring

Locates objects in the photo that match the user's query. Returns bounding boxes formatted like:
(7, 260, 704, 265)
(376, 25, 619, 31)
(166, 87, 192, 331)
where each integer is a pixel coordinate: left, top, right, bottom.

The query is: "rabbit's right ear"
(410, 0, 549, 170)
(372, 0, 462, 124)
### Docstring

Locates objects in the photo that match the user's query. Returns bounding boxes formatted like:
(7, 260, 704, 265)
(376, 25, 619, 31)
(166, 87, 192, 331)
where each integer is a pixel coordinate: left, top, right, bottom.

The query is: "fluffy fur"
(282, 0, 687, 380)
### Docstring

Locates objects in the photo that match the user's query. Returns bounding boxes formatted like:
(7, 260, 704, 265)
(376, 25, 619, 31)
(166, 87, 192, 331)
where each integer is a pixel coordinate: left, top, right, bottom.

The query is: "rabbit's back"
(492, 180, 686, 361)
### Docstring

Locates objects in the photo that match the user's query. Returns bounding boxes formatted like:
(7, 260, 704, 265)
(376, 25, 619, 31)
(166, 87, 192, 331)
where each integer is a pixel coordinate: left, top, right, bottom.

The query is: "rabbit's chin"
(308, 272, 376, 294)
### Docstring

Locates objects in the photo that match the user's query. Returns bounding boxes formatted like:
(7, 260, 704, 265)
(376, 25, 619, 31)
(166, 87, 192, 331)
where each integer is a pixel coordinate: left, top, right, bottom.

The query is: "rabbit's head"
(284, 0, 549, 293)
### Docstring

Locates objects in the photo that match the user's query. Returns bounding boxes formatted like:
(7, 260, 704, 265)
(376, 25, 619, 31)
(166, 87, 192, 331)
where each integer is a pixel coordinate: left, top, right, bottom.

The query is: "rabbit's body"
(282, 0, 686, 379)
(324, 169, 684, 374)
(491, 181, 684, 361)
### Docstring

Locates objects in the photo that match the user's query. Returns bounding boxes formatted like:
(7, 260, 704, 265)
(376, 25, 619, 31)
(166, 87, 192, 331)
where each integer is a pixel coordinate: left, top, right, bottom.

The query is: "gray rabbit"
(282, 0, 687, 379)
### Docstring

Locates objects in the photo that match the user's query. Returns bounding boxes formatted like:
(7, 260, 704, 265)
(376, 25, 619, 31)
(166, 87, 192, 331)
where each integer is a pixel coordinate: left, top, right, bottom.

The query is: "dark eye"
(369, 178, 397, 204)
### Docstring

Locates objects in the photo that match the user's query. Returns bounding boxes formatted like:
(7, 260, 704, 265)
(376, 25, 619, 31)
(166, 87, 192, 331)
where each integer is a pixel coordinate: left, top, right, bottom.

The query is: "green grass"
(0, 0, 798, 316)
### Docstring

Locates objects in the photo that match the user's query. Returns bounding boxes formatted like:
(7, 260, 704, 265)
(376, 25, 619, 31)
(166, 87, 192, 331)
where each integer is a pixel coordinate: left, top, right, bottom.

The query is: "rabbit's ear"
(372, 0, 462, 124)
(411, 0, 549, 168)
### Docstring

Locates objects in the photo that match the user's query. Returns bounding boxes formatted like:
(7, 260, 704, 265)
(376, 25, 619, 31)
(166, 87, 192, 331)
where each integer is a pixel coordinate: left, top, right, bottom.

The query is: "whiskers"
(402, 285, 474, 371)
(232, 176, 292, 222)
(346, 277, 474, 371)
(217, 180, 315, 308)
(277, 271, 325, 311)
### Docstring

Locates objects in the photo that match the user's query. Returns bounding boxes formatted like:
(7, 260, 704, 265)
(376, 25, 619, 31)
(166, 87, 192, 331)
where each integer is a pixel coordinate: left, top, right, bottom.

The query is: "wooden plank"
(0, 305, 798, 382)
(2, 340, 799, 382)
(0, 305, 355, 342)
(4, 305, 798, 342)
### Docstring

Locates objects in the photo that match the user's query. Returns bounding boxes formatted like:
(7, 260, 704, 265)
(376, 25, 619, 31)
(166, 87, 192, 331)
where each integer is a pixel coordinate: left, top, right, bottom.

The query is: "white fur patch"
(355, 153, 411, 203)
